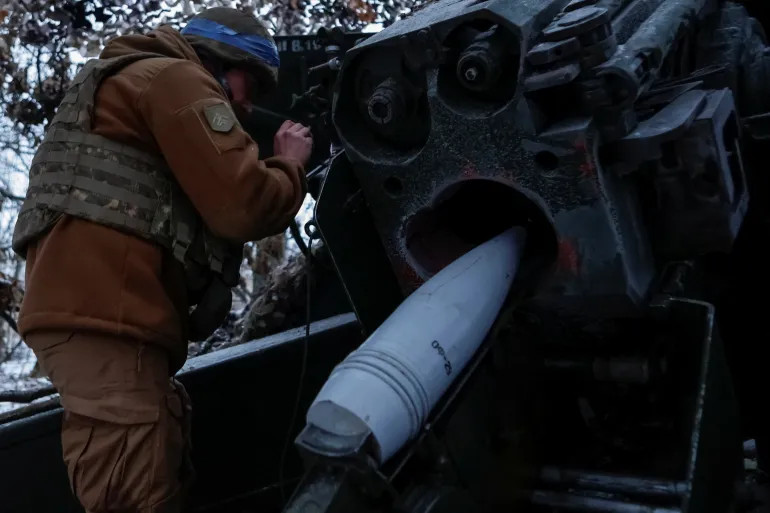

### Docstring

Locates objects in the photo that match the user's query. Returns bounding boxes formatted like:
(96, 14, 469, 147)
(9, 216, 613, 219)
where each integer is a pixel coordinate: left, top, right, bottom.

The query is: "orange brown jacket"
(19, 26, 306, 372)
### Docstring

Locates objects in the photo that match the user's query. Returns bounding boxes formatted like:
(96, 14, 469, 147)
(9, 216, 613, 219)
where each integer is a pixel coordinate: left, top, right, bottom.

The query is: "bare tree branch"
(0, 188, 24, 202)
(0, 311, 19, 334)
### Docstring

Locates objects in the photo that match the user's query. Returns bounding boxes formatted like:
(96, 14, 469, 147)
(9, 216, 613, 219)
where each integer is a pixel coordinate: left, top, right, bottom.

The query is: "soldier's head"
(181, 7, 279, 119)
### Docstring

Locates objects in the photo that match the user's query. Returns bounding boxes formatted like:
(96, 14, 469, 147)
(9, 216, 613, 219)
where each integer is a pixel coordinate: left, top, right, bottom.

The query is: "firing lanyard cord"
(279, 219, 318, 503)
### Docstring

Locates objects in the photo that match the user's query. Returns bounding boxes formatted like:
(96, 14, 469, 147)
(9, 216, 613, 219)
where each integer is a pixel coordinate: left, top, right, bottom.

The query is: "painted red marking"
(461, 162, 477, 178)
(574, 138, 596, 177)
(557, 239, 580, 274)
(580, 160, 596, 177)
(395, 260, 424, 291)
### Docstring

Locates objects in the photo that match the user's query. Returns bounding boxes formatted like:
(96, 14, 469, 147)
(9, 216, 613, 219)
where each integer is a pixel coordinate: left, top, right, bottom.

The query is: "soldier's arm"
(137, 59, 307, 243)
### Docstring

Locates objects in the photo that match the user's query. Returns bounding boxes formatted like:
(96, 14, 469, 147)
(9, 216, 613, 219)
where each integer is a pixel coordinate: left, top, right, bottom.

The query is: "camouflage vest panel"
(12, 52, 242, 289)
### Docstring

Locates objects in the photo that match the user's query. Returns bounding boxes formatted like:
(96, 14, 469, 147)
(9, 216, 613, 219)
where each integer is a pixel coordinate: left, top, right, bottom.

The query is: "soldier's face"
(224, 68, 258, 119)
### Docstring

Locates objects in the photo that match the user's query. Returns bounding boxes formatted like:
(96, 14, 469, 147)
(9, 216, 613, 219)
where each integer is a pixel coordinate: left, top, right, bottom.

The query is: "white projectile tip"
(307, 225, 527, 464)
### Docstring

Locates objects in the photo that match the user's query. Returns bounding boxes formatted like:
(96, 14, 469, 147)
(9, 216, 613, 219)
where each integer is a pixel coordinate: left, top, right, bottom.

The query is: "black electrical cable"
(289, 219, 309, 256)
(278, 221, 319, 503)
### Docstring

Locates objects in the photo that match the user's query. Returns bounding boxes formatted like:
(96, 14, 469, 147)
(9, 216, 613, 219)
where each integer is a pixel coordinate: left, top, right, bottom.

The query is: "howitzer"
(282, 1, 770, 512)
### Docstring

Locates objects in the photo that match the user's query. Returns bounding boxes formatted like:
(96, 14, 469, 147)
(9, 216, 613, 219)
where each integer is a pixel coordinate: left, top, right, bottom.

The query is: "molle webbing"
(21, 127, 172, 241)
(12, 52, 241, 288)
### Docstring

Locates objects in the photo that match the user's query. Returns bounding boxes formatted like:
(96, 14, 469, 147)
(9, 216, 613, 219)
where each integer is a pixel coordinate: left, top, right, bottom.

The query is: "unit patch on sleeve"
(204, 103, 236, 133)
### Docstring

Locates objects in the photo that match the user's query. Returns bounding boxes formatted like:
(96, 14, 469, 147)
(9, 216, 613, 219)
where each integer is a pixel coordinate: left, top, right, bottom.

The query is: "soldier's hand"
(274, 120, 313, 168)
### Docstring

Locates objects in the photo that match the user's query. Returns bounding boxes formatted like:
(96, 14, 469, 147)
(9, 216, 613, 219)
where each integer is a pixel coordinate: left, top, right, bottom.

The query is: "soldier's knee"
(62, 406, 191, 513)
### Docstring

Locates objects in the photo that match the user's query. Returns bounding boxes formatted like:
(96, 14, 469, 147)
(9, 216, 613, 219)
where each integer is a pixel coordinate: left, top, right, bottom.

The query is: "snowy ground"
(0, 343, 52, 415)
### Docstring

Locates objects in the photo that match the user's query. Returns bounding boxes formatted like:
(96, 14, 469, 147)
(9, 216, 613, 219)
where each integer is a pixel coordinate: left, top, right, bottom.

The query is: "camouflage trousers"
(26, 331, 194, 513)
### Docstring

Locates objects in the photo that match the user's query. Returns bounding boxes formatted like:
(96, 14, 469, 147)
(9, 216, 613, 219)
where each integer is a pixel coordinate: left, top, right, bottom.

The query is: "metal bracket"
(613, 90, 708, 167)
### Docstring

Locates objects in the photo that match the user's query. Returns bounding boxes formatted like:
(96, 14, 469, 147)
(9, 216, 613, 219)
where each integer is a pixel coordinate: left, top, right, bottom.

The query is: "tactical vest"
(12, 52, 243, 339)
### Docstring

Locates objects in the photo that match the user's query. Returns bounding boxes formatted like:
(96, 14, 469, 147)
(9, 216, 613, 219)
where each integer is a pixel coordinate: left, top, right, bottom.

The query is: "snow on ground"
(0, 343, 52, 415)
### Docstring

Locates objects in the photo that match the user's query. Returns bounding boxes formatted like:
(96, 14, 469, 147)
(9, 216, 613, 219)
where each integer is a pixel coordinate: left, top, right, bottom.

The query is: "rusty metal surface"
(324, 0, 755, 319)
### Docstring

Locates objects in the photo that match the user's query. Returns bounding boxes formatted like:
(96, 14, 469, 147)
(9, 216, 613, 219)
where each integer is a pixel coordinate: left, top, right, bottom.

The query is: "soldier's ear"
(217, 73, 234, 102)
(197, 53, 227, 85)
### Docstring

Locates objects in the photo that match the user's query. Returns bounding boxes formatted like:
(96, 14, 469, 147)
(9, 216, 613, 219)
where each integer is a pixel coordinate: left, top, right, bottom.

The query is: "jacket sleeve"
(136, 59, 307, 243)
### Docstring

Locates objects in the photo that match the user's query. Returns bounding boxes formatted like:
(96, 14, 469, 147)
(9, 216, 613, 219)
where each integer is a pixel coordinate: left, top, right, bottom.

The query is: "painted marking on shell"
(431, 340, 453, 375)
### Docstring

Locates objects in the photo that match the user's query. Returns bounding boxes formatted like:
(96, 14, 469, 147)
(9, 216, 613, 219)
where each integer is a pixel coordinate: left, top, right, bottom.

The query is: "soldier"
(11, 7, 311, 513)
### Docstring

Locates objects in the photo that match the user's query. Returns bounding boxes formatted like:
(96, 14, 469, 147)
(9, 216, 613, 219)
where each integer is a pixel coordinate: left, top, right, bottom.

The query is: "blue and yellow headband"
(181, 18, 280, 68)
